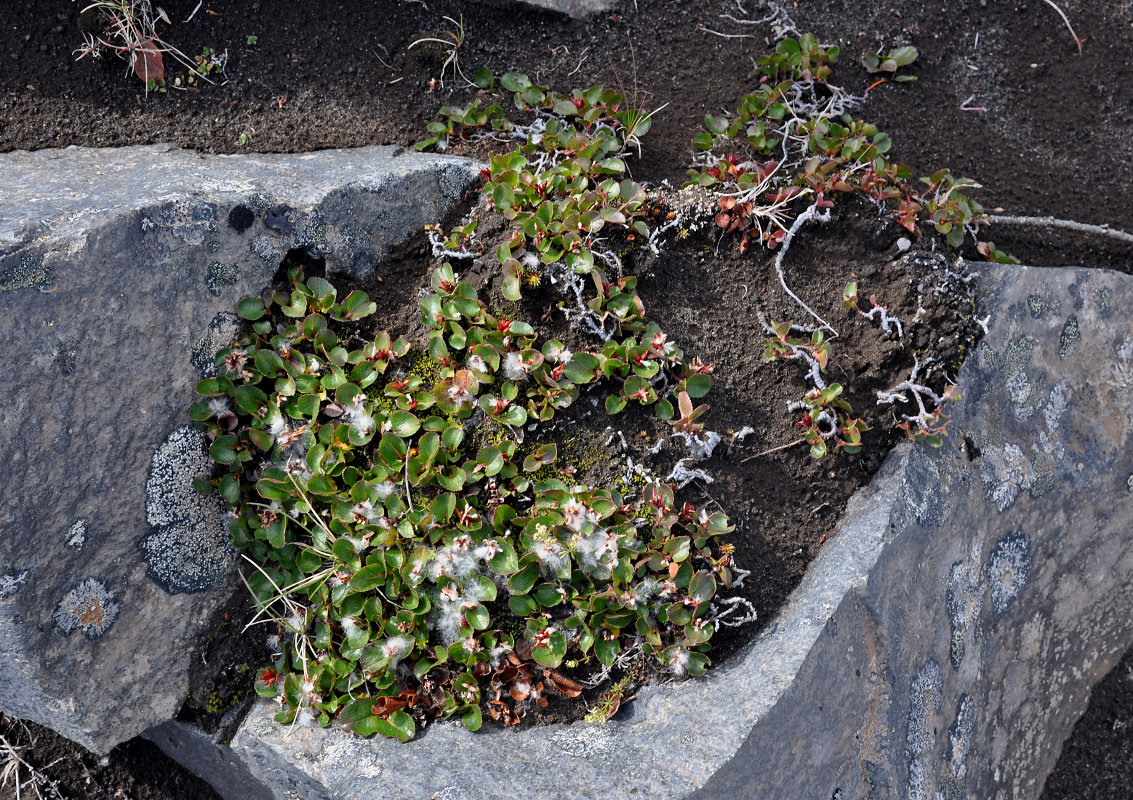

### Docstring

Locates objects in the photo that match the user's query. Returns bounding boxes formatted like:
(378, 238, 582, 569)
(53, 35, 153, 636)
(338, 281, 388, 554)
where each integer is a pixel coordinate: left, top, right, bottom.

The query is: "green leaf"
(688, 570, 717, 603)
(256, 476, 292, 501)
(686, 651, 710, 677)
(219, 473, 241, 506)
(508, 563, 539, 595)
(889, 45, 918, 66)
(336, 290, 377, 321)
(209, 436, 239, 464)
(683, 373, 713, 398)
(532, 630, 567, 667)
(522, 443, 557, 472)
(379, 434, 407, 470)
(501, 72, 532, 92)
(462, 705, 483, 732)
(664, 536, 691, 563)
(534, 583, 563, 607)
(196, 377, 230, 397)
(349, 559, 385, 590)
(254, 349, 285, 377)
(431, 492, 456, 522)
(237, 297, 266, 320)
(188, 401, 212, 421)
(489, 540, 520, 575)
(596, 158, 625, 174)
(465, 604, 490, 630)
(605, 394, 627, 414)
(234, 384, 269, 415)
(508, 594, 537, 616)
(594, 634, 620, 666)
(290, 394, 321, 420)
(372, 710, 415, 742)
(307, 475, 337, 495)
(390, 411, 421, 438)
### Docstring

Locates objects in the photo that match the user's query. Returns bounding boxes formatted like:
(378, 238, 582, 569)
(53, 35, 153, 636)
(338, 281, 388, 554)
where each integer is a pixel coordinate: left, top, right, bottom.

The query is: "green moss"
(205, 688, 243, 715)
(408, 351, 446, 388)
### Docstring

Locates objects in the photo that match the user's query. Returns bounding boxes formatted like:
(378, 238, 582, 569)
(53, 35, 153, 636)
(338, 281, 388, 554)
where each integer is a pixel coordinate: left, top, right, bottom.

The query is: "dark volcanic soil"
(1, 1, 1130, 798)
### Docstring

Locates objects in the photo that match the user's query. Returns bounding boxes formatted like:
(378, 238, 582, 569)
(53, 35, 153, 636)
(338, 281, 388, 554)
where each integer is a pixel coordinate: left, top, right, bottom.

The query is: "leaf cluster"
(685, 34, 1004, 258)
(192, 265, 733, 741)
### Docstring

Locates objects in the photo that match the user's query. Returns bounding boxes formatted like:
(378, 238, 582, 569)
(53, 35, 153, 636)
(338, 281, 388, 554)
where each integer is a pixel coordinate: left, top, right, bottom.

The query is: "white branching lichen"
(0, 571, 29, 600)
(66, 519, 87, 550)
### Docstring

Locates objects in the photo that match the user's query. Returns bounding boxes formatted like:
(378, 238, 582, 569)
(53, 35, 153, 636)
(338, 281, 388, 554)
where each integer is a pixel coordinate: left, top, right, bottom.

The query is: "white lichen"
(142, 426, 234, 593)
(53, 578, 120, 638)
(980, 443, 1036, 512)
(985, 530, 1031, 617)
(0, 571, 28, 600)
(66, 519, 87, 549)
(905, 660, 943, 800)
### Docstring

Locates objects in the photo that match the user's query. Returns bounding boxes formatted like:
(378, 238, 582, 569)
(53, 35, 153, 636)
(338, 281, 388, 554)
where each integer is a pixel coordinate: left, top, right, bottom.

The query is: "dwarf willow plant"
(686, 33, 1002, 254)
(417, 73, 655, 287)
(191, 264, 733, 741)
(419, 72, 709, 421)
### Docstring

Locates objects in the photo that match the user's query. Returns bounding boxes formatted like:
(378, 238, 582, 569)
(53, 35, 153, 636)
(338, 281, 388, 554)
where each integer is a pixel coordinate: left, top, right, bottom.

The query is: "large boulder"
(147, 260, 1131, 799)
(0, 144, 480, 754)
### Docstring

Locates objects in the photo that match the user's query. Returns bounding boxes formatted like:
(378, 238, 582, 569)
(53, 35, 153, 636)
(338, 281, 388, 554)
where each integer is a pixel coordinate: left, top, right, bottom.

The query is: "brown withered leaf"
(495, 664, 519, 683)
(132, 39, 164, 83)
(371, 696, 409, 716)
(488, 700, 520, 726)
(509, 680, 532, 702)
(543, 669, 582, 698)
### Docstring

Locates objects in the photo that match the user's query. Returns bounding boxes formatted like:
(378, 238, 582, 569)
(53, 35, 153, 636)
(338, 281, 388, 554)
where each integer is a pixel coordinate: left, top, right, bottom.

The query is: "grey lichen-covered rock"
(0, 144, 480, 754)
(201, 262, 1128, 800)
(692, 263, 1133, 799)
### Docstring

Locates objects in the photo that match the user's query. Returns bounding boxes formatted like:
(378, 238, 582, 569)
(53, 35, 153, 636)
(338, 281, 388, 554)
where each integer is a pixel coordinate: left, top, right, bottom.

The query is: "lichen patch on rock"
(141, 425, 233, 594)
(53, 578, 119, 638)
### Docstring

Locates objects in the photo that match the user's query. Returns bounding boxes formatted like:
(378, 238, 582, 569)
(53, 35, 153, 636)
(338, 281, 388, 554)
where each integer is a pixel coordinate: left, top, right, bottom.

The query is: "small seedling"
(235, 131, 252, 148)
(247, 35, 258, 45)
(408, 15, 476, 89)
(861, 45, 918, 81)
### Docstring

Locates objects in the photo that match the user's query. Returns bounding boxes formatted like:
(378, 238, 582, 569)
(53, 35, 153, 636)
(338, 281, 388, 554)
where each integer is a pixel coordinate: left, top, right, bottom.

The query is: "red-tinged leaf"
(133, 39, 164, 83)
